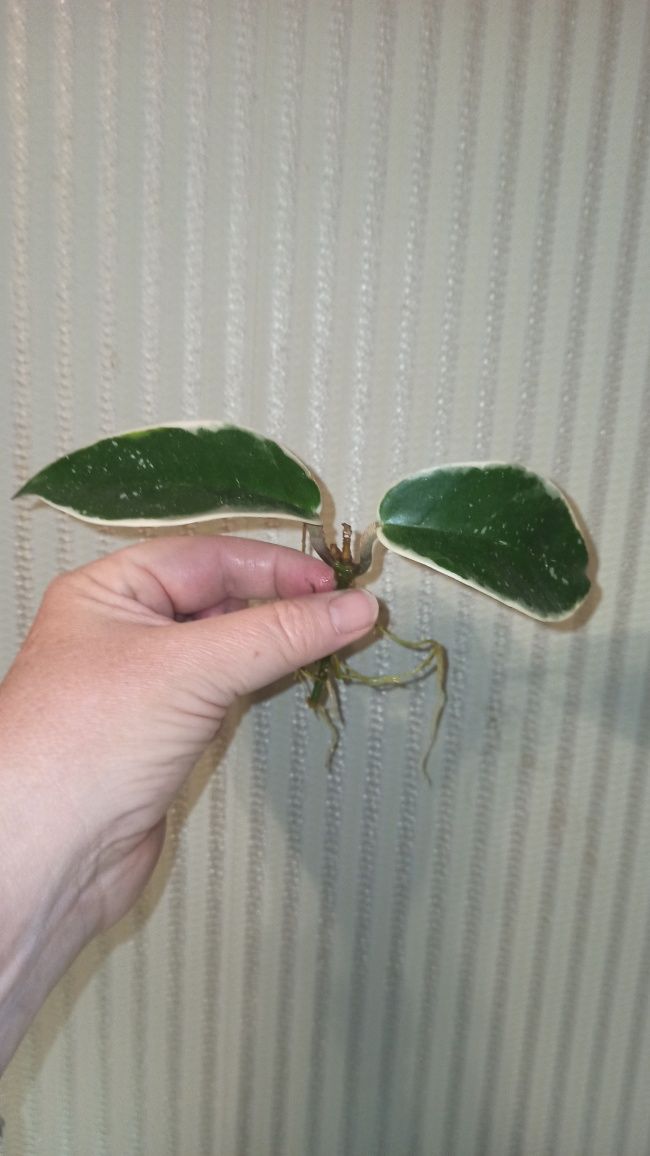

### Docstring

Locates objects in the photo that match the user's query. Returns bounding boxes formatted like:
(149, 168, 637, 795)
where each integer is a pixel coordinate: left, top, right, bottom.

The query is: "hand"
(0, 535, 378, 1069)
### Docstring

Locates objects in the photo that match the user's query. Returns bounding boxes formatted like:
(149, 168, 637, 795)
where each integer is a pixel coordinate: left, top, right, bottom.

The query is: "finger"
(188, 597, 247, 620)
(177, 586, 380, 700)
(76, 535, 335, 618)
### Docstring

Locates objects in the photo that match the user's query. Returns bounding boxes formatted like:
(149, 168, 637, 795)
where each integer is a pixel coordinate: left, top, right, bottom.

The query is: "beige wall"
(1, 0, 649, 1152)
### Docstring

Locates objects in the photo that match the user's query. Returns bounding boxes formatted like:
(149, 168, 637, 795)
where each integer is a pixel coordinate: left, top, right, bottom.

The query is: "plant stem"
(304, 523, 358, 710)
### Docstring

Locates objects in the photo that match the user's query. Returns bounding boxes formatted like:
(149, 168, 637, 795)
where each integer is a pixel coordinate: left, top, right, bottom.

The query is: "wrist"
(0, 736, 101, 1072)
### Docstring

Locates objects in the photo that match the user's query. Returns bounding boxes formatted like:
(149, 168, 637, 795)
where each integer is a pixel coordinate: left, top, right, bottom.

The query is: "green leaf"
(378, 463, 590, 620)
(15, 423, 323, 527)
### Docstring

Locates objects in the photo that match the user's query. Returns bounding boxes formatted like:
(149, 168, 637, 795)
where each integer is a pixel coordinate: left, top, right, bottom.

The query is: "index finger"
(79, 535, 336, 618)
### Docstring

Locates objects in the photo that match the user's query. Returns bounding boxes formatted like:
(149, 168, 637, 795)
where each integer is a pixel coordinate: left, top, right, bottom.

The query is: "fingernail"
(328, 588, 379, 634)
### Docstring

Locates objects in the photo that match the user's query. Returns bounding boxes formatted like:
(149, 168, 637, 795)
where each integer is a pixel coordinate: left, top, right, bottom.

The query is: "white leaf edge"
(18, 420, 324, 529)
(377, 460, 589, 622)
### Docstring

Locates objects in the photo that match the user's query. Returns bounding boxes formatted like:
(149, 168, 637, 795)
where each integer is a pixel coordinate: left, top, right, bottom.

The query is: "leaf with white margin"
(378, 462, 590, 620)
(14, 422, 323, 527)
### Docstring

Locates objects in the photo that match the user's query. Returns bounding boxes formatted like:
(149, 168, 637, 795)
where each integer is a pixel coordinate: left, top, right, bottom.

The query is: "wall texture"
(1, 0, 649, 1153)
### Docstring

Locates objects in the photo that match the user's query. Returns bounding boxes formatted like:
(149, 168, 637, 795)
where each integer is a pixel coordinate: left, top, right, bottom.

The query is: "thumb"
(190, 586, 379, 700)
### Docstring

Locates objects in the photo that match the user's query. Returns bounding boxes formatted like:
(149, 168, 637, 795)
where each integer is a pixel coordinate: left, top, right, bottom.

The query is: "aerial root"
(297, 623, 447, 780)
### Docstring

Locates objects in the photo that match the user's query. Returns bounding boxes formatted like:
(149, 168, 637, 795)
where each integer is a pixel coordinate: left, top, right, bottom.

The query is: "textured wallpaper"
(1, 0, 649, 1153)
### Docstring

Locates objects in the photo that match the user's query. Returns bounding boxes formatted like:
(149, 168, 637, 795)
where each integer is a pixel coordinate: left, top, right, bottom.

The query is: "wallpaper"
(1, 1, 649, 1153)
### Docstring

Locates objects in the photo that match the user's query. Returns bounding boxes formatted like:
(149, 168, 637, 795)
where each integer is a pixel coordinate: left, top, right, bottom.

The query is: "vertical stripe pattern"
(2, 2, 650, 1153)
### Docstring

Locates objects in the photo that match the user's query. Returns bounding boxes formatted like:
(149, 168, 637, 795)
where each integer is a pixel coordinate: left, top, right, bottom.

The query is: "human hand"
(0, 535, 378, 1068)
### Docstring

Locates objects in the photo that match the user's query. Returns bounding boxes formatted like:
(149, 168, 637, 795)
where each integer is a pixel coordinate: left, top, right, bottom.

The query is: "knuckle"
(268, 599, 317, 662)
(40, 571, 72, 610)
(41, 568, 92, 616)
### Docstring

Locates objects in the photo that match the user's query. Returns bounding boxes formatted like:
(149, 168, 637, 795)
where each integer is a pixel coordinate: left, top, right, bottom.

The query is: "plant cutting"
(15, 422, 591, 770)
